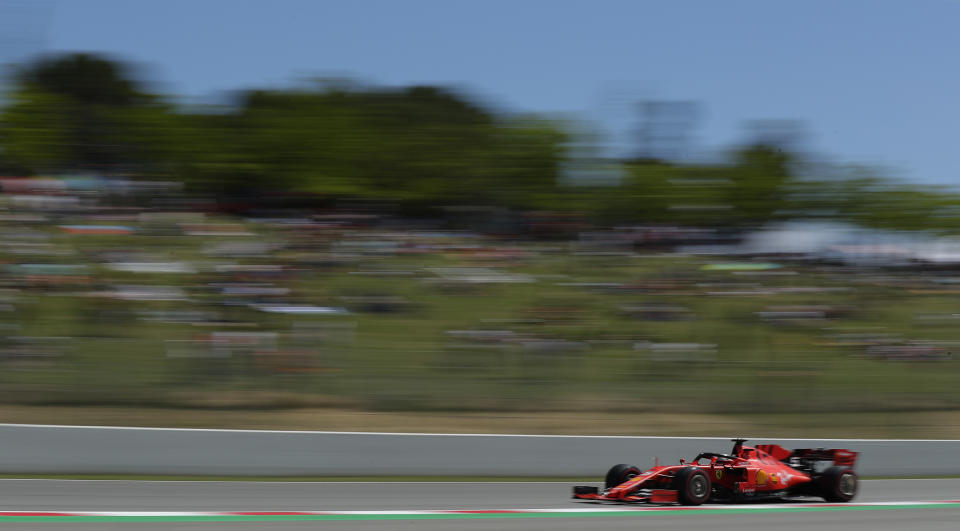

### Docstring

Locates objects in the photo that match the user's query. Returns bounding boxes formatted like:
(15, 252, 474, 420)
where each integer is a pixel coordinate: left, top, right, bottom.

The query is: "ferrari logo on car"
(715, 469, 722, 480)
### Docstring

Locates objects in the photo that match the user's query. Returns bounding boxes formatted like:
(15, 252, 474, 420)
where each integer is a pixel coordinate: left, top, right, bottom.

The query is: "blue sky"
(3, 0, 959, 186)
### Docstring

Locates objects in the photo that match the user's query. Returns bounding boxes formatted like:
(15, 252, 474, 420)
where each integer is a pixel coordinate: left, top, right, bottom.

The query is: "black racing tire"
(674, 467, 712, 505)
(818, 466, 857, 502)
(605, 464, 641, 489)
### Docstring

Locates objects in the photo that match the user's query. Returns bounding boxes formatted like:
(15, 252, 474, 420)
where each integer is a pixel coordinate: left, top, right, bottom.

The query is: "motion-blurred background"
(0, 0, 958, 437)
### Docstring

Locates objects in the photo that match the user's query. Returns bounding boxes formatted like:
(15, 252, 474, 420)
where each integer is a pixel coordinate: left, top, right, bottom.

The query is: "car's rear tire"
(674, 467, 711, 505)
(605, 464, 641, 489)
(818, 466, 857, 502)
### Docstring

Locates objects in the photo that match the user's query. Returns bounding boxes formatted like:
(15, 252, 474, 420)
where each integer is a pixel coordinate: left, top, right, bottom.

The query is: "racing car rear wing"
(756, 444, 858, 468)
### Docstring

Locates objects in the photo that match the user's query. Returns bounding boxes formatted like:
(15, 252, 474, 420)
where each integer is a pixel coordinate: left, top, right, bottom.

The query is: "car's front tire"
(605, 464, 641, 489)
(674, 467, 711, 505)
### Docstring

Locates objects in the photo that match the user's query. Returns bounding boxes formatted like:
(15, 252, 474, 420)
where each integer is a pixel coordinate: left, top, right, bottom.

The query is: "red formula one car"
(573, 439, 858, 505)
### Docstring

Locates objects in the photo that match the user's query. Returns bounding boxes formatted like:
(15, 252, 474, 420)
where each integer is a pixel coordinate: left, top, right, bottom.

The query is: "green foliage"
(162, 84, 571, 209)
(786, 169, 960, 234)
(17, 53, 146, 106)
(0, 89, 72, 171)
(606, 146, 794, 228)
(1, 53, 162, 171)
(1, 52, 959, 233)
(726, 144, 793, 225)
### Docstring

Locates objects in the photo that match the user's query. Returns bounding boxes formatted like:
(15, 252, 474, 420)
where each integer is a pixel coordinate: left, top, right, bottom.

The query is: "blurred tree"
(606, 145, 795, 228)
(0, 53, 165, 173)
(0, 88, 72, 171)
(17, 53, 145, 106)
(786, 166, 960, 233)
(17, 55, 955, 236)
(725, 144, 795, 226)
(609, 159, 684, 224)
(177, 84, 567, 211)
(480, 115, 569, 209)
(855, 185, 956, 232)
(170, 110, 264, 196)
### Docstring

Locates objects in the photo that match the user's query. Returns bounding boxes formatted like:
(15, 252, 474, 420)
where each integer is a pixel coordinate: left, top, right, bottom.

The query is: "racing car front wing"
(573, 486, 679, 504)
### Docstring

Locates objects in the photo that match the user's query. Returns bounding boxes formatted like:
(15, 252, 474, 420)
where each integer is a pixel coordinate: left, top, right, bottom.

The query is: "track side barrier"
(0, 424, 956, 477)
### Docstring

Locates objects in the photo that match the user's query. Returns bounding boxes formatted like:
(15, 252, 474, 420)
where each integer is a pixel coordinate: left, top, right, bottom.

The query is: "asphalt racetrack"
(0, 479, 957, 530)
